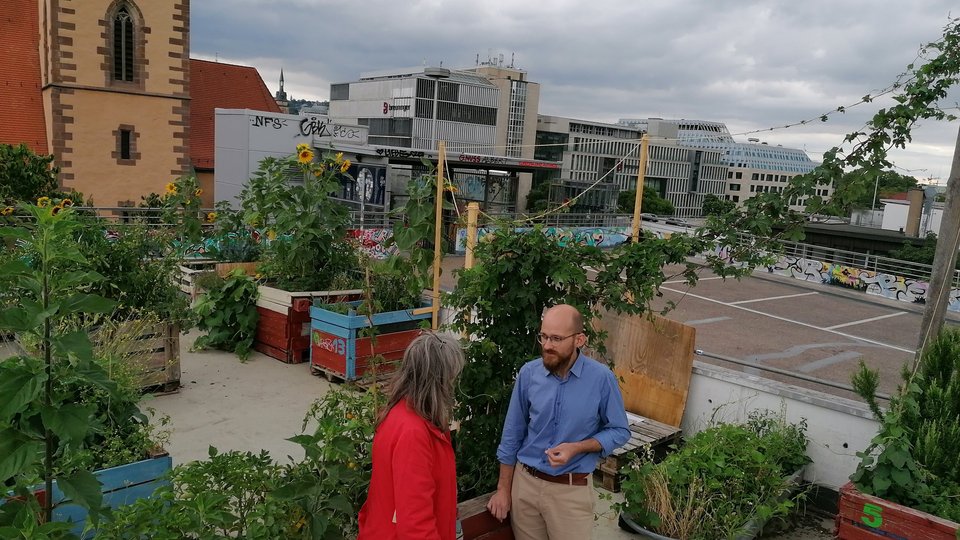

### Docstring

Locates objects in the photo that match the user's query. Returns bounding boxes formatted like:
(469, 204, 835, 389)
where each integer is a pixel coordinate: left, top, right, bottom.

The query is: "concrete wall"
(682, 362, 879, 490)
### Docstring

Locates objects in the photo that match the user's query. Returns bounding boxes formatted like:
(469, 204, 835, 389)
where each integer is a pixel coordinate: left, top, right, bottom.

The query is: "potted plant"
(0, 201, 172, 538)
(237, 147, 364, 364)
(616, 410, 810, 540)
(309, 172, 449, 381)
(837, 329, 960, 539)
(203, 201, 262, 278)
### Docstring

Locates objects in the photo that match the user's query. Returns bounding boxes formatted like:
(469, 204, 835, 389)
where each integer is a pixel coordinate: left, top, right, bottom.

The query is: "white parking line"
(663, 276, 725, 284)
(729, 292, 819, 305)
(824, 311, 908, 330)
(685, 316, 731, 326)
(660, 286, 915, 354)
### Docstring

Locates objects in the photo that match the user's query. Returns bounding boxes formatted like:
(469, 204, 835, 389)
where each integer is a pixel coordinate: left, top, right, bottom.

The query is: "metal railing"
(776, 237, 960, 288)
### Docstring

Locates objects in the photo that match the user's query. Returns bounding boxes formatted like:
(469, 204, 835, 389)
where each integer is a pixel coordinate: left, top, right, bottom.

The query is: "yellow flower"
(335, 152, 344, 163)
(60, 198, 73, 208)
(206, 212, 217, 222)
(267, 229, 277, 241)
(443, 182, 459, 193)
(296, 143, 310, 153)
(340, 160, 351, 173)
(298, 147, 314, 164)
(194, 188, 203, 197)
(254, 272, 263, 280)
(1, 206, 13, 216)
(37, 196, 51, 208)
(165, 182, 178, 194)
(51, 205, 62, 216)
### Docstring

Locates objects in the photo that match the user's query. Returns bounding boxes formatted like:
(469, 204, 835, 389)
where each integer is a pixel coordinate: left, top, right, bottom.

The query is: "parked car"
(640, 213, 659, 222)
(664, 217, 690, 227)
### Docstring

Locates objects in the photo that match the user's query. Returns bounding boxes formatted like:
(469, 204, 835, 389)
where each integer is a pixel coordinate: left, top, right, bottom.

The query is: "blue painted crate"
(51, 454, 172, 537)
(310, 301, 432, 381)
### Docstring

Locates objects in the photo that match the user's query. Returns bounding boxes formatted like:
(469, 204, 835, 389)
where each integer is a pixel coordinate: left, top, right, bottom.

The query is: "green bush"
(618, 412, 809, 539)
(193, 270, 259, 360)
(851, 328, 960, 522)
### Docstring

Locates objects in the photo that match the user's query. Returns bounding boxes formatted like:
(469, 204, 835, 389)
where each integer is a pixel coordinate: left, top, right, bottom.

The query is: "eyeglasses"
(536, 332, 581, 345)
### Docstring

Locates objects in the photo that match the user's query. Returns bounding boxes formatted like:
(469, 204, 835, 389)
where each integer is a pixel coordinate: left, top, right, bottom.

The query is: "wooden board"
(587, 310, 694, 427)
(458, 492, 514, 540)
(837, 482, 959, 540)
(593, 417, 682, 492)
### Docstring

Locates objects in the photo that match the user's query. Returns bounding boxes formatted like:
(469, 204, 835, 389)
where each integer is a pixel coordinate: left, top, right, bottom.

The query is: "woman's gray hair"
(378, 331, 465, 430)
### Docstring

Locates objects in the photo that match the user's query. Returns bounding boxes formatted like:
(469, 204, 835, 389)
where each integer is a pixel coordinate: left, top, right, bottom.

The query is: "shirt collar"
(540, 350, 585, 379)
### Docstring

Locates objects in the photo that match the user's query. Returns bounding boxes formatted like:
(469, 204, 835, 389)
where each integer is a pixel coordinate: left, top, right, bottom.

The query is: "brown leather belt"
(522, 464, 589, 486)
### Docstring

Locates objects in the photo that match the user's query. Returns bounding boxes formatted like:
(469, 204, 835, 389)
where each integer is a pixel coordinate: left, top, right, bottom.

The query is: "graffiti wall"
(454, 226, 634, 253)
(765, 254, 960, 312)
(174, 228, 397, 261)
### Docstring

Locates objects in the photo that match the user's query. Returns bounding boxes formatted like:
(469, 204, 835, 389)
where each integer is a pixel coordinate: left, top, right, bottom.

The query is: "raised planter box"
(174, 260, 217, 301)
(837, 482, 960, 539)
(255, 285, 362, 364)
(619, 468, 806, 539)
(28, 452, 173, 538)
(309, 300, 432, 381)
(215, 261, 259, 278)
(457, 492, 514, 540)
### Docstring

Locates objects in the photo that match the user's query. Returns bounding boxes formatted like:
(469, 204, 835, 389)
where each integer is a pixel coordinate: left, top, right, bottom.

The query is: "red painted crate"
(254, 305, 311, 364)
(311, 327, 420, 380)
(837, 482, 959, 540)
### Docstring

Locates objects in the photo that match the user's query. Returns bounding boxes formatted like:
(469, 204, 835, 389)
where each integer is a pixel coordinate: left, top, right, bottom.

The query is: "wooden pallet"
(91, 320, 181, 392)
(593, 415, 682, 492)
(174, 260, 217, 301)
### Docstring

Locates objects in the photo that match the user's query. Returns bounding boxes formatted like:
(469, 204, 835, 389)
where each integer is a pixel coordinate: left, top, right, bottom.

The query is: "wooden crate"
(215, 261, 259, 278)
(837, 482, 959, 539)
(458, 492, 514, 540)
(44, 452, 173, 537)
(309, 301, 431, 381)
(92, 320, 180, 392)
(174, 260, 217, 301)
(593, 415, 682, 492)
(254, 285, 362, 364)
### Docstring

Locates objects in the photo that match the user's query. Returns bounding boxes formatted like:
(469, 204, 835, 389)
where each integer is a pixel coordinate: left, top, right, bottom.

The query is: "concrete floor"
(149, 332, 831, 539)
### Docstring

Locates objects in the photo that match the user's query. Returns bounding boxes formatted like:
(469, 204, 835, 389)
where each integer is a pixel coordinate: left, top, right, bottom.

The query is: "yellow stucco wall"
(63, 90, 184, 205)
(40, 0, 189, 206)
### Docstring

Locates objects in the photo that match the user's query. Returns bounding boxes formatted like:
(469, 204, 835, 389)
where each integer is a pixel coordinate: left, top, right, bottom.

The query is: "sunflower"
(165, 182, 178, 194)
(194, 188, 203, 197)
(51, 205, 62, 216)
(60, 198, 73, 208)
(340, 160, 351, 173)
(206, 212, 217, 223)
(335, 152, 344, 163)
(444, 182, 459, 193)
(266, 230, 277, 241)
(296, 143, 310, 153)
(1, 206, 13, 216)
(298, 147, 314, 164)
(37, 196, 51, 207)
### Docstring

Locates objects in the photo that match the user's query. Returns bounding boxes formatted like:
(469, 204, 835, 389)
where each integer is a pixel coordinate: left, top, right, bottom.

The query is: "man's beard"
(543, 349, 576, 374)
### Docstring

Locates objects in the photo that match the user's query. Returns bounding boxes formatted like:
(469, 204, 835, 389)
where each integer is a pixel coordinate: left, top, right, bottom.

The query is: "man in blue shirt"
(486, 304, 630, 540)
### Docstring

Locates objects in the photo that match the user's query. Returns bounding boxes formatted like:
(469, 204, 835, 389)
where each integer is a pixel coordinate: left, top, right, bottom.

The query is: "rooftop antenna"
(476, 53, 479, 66)
(510, 52, 515, 68)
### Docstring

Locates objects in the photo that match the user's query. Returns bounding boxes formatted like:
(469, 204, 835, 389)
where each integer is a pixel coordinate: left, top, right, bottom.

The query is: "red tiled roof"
(885, 192, 909, 201)
(0, 1, 49, 154)
(190, 58, 281, 170)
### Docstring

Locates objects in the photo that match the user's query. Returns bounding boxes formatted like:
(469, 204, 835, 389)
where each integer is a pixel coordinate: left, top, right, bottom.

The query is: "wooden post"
(432, 142, 446, 330)
(916, 124, 960, 361)
(465, 202, 480, 270)
(630, 134, 650, 243)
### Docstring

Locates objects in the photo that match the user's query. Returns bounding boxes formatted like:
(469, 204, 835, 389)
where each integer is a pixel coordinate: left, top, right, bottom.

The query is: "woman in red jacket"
(358, 331, 465, 540)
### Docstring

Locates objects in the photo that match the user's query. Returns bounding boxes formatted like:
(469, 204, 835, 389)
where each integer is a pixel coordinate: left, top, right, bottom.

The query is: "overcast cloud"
(192, 1, 959, 182)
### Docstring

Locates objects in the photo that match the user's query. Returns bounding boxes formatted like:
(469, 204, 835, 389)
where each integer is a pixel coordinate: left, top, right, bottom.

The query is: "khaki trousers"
(510, 465, 595, 540)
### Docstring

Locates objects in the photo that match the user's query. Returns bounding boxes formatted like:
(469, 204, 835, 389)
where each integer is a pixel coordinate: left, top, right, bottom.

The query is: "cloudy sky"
(192, 1, 959, 182)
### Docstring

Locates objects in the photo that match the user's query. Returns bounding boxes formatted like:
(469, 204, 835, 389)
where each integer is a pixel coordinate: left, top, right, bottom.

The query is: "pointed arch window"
(113, 7, 134, 82)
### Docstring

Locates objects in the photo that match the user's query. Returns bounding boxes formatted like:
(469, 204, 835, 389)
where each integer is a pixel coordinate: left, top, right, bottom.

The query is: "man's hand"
(486, 488, 511, 522)
(545, 442, 580, 467)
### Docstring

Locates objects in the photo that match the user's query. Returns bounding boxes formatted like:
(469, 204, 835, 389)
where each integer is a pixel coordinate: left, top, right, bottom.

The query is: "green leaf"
(872, 474, 892, 493)
(0, 431, 42, 483)
(0, 368, 45, 420)
(58, 293, 117, 315)
(889, 466, 912, 487)
(57, 469, 103, 512)
(325, 494, 354, 515)
(41, 404, 95, 444)
(0, 308, 32, 332)
(52, 330, 95, 362)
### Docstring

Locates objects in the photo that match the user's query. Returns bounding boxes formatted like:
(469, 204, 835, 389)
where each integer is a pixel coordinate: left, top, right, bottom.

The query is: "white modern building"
(619, 119, 826, 211)
(537, 116, 727, 217)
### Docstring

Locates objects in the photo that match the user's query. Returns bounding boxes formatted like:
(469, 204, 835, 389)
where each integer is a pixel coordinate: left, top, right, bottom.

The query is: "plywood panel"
(587, 310, 694, 427)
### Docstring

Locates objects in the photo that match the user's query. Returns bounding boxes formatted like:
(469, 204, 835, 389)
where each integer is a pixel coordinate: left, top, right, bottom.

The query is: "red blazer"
(358, 399, 457, 540)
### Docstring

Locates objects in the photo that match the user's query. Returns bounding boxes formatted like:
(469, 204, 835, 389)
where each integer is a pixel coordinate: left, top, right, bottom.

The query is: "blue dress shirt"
(496, 352, 631, 475)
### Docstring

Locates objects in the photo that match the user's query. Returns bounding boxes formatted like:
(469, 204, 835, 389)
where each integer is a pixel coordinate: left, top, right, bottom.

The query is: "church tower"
(274, 68, 289, 113)
(38, 0, 190, 205)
